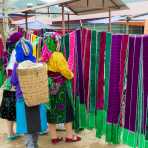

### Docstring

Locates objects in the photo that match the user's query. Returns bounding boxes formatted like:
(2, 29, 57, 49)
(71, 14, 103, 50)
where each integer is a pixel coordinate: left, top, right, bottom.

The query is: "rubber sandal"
(51, 137, 63, 144)
(7, 135, 20, 142)
(65, 135, 81, 143)
(39, 131, 48, 135)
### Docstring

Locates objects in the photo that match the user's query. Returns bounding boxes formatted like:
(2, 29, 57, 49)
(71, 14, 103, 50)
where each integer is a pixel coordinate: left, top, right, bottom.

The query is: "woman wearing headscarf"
(41, 32, 81, 144)
(11, 38, 47, 148)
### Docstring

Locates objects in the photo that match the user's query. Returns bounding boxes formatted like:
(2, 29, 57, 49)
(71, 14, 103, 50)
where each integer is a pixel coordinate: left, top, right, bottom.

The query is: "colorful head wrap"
(41, 44, 52, 62)
(15, 38, 36, 63)
(44, 32, 61, 52)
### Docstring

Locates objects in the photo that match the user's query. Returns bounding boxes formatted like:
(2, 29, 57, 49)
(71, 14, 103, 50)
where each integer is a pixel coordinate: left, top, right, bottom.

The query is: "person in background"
(0, 32, 22, 141)
(11, 38, 47, 148)
(41, 32, 81, 144)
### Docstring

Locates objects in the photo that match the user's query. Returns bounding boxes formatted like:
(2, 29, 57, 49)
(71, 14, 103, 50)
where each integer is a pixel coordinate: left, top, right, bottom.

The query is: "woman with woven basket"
(11, 38, 47, 148)
(41, 32, 81, 144)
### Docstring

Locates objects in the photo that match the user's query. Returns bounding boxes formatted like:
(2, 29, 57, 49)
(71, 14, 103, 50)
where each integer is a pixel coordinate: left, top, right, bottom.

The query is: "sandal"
(7, 134, 20, 142)
(65, 135, 81, 143)
(39, 130, 48, 136)
(51, 137, 63, 144)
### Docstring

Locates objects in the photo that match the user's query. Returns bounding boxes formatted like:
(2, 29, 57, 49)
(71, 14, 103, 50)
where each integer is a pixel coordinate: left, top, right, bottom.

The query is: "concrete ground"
(0, 119, 129, 148)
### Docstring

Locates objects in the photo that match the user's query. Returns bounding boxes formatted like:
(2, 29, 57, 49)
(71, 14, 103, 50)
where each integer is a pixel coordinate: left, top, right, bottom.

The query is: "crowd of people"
(0, 31, 81, 148)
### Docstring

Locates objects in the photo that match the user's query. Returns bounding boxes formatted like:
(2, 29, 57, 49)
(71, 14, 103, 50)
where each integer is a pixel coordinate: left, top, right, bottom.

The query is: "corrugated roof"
(62, 0, 127, 15)
(51, 1, 148, 22)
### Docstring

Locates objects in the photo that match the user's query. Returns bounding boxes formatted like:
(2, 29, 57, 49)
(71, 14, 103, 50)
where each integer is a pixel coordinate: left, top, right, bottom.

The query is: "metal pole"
(62, 5, 65, 35)
(2, 0, 8, 48)
(108, 8, 111, 32)
(25, 12, 28, 32)
(126, 16, 130, 34)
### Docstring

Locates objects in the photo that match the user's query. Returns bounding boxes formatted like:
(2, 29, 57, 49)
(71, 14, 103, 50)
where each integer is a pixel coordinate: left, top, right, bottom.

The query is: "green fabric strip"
(106, 123, 121, 144)
(123, 128, 137, 147)
(0, 70, 5, 87)
(90, 30, 97, 113)
(106, 123, 112, 143)
(112, 124, 121, 144)
(145, 140, 148, 148)
(64, 34, 70, 60)
(96, 110, 106, 138)
(104, 33, 112, 111)
(79, 104, 87, 128)
(73, 96, 80, 131)
(138, 134, 145, 148)
(88, 112, 95, 129)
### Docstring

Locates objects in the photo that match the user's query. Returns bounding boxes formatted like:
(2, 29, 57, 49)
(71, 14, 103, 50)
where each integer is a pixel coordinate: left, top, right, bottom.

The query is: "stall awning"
(62, 0, 128, 15)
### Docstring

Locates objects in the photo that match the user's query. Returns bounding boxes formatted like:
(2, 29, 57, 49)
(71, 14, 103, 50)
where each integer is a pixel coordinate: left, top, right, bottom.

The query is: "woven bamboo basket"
(17, 63, 49, 107)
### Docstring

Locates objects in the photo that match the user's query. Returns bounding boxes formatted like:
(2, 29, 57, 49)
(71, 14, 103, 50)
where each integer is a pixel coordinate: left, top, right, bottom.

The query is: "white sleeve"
(6, 49, 16, 71)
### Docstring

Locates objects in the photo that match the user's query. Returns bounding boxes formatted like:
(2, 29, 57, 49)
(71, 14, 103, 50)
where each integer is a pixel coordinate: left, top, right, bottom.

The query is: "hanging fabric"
(123, 36, 141, 147)
(64, 34, 70, 60)
(68, 31, 75, 71)
(96, 32, 106, 138)
(0, 36, 4, 87)
(137, 36, 148, 148)
(31, 34, 37, 58)
(83, 29, 91, 110)
(88, 30, 97, 129)
(106, 35, 123, 144)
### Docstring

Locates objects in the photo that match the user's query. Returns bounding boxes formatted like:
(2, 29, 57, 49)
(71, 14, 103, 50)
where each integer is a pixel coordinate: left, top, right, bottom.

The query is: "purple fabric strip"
(107, 35, 122, 124)
(76, 30, 85, 104)
(124, 36, 141, 132)
(143, 35, 148, 134)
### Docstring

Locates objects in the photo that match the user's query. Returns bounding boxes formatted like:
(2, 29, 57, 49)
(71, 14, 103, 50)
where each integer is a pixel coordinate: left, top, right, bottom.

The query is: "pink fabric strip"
(68, 31, 75, 71)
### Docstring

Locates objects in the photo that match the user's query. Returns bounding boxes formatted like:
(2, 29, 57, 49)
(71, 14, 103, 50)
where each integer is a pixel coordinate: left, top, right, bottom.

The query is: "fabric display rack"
(1, 26, 148, 148)
(60, 28, 148, 148)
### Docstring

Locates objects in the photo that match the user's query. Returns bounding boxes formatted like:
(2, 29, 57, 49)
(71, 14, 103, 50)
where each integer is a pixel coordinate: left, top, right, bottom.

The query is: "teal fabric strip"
(64, 34, 70, 60)
(60, 36, 65, 54)
(96, 32, 101, 106)
(104, 33, 112, 111)
(90, 30, 97, 113)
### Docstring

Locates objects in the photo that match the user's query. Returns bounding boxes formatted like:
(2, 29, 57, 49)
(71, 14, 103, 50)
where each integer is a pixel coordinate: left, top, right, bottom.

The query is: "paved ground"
(0, 119, 129, 148)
